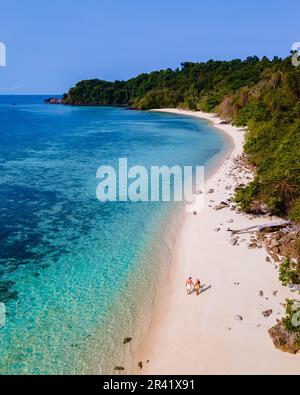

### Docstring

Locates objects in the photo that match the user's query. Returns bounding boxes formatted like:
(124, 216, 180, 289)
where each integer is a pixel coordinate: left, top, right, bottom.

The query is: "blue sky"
(0, 0, 299, 94)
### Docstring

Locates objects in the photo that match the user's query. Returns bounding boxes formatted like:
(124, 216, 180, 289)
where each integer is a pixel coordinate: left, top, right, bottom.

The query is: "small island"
(44, 97, 63, 104)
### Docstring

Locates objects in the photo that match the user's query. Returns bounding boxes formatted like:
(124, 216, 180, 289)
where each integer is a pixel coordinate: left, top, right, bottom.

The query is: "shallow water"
(0, 96, 227, 374)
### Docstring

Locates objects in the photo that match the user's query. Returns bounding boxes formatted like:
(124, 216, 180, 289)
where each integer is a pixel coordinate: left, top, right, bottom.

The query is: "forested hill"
(64, 55, 300, 223)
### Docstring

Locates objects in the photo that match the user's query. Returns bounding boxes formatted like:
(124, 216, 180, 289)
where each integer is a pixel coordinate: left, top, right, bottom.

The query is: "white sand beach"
(134, 109, 300, 375)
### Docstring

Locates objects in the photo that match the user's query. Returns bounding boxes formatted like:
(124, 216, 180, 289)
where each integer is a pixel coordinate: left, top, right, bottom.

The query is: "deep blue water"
(0, 96, 227, 374)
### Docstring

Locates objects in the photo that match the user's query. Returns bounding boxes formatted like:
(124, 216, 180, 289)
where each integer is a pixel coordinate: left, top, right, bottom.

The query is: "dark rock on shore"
(255, 227, 300, 263)
(114, 366, 125, 371)
(44, 97, 63, 104)
(214, 201, 230, 211)
(235, 315, 243, 321)
(248, 242, 258, 249)
(262, 309, 273, 317)
(269, 322, 300, 354)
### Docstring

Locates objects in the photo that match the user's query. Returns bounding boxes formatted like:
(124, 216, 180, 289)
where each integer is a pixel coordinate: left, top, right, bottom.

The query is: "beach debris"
(214, 227, 221, 232)
(227, 219, 234, 224)
(227, 327, 232, 331)
(262, 309, 273, 318)
(230, 237, 239, 246)
(146, 360, 149, 364)
(123, 337, 132, 345)
(234, 315, 243, 321)
(114, 366, 125, 371)
(256, 324, 262, 327)
(193, 211, 197, 216)
(214, 201, 230, 211)
(273, 290, 278, 297)
(138, 361, 143, 370)
(207, 189, 214, 194)
(259, 291, 264, 297)
(227, 220, 291, 235)
(234, 282, 240, 286)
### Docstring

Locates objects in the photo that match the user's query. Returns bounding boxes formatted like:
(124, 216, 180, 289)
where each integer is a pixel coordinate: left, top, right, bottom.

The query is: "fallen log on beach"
(227, 220, 291, 235)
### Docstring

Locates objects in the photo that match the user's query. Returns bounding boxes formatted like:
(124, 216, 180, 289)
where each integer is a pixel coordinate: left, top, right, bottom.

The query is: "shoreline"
(134, 108, 300, 374)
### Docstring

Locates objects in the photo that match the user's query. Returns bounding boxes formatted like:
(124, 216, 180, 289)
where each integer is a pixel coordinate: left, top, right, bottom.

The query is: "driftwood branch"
(227, 220, 291, 235)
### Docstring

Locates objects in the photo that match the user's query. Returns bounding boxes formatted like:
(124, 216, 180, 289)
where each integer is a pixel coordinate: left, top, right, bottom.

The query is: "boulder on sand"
(214, 201, 230, 211)
(269, 322, 300, 354)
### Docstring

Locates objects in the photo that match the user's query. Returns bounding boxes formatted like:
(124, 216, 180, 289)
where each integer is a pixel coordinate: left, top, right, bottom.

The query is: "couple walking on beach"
(186, 277, 201, 296)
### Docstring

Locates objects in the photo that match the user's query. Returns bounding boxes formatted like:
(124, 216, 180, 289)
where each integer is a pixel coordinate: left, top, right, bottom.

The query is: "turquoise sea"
(0, 96, 228, 374)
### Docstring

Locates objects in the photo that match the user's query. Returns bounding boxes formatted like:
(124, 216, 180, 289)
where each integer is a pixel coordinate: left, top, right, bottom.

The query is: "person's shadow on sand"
(200, 284, 212, 294)
(191, 284, 212, 295)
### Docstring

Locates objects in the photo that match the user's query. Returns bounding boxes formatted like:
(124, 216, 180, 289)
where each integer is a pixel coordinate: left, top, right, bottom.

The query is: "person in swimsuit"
(194, 279, 201, 296)
(186, 277, 194, 295)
